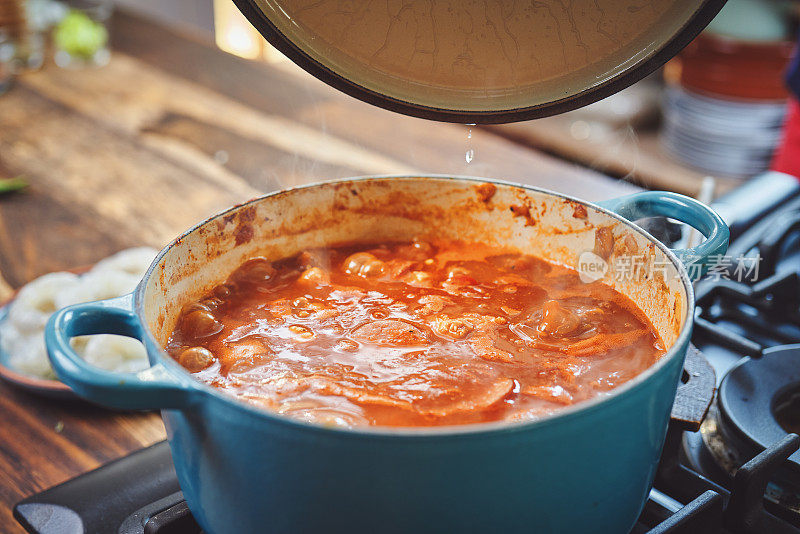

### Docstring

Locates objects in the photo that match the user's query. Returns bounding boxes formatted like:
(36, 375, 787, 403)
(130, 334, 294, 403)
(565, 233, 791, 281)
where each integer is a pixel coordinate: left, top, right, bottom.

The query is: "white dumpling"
(8, 333, 55, 380)
(70, 335, 90, 356)
(8, 272, 81, 334)
(55, 270, 140, 310)
(82, 334, 149, 373)
(0, 319, 23, 358)
(1, 247, 159, 380)
(91, 247, 158, 278)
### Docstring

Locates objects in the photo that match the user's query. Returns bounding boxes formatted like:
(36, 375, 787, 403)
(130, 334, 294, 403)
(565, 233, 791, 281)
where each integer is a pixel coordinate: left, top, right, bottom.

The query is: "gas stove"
(669, 188, 800, 533)
(13, 175, 800, 534)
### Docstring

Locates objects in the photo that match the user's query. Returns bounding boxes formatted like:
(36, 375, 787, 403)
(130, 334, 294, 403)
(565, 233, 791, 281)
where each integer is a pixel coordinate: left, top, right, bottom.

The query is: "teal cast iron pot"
(45, 176, 728, 534)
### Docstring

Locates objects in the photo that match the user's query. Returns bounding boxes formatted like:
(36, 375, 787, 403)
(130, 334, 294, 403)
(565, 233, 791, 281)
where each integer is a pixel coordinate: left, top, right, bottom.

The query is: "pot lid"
(233, 0, 726, 124)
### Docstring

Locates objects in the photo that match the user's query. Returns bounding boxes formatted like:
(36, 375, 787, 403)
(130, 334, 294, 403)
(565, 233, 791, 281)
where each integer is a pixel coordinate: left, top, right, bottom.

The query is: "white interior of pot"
(142, 177, 687, 355)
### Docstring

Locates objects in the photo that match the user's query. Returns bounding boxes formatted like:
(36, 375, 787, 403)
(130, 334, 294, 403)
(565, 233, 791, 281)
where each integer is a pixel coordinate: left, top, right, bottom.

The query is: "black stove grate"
(695, 270, 800, 358)
(655, 425, 800, 534)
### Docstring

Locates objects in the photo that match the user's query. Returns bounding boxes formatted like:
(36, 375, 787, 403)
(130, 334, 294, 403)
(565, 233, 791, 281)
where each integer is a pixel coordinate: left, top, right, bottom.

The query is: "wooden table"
(0, 9, 638, 531)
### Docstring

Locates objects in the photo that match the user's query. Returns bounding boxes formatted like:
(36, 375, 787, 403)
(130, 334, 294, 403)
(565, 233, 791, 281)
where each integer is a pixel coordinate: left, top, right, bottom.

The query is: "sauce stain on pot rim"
(132, 175, 705, 437)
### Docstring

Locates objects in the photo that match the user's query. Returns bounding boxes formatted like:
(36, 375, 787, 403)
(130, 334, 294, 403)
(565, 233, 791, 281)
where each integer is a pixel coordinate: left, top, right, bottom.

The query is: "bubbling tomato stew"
(166, 240, 665, 427)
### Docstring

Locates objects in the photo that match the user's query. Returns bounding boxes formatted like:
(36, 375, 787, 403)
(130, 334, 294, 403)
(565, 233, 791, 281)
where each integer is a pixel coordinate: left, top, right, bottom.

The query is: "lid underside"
(234, 0, 726, 123)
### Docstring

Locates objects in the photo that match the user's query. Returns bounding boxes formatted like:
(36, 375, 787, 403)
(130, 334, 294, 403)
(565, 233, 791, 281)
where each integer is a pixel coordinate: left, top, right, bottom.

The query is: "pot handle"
(597, 191, 729, 275)
(45, 293, 198, 410)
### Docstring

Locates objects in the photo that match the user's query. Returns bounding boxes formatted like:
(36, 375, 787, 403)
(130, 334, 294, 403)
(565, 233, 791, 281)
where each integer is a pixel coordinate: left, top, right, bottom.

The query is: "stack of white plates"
(661, 86, 787, 178)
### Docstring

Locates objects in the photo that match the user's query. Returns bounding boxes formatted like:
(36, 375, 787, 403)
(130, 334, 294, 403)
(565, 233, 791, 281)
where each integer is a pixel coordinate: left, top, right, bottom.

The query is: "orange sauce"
(167, 240, 665, 427)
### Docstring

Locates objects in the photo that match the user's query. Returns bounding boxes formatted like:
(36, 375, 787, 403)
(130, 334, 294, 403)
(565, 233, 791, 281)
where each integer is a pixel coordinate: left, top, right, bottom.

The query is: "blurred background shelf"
(484, 81, 746, 197)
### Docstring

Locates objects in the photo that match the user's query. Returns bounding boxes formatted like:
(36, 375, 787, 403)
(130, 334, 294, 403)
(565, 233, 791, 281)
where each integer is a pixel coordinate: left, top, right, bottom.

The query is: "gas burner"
(674, 429, 800, 534)
(679, 345, 800, 526)
(718, 346, 800, 469)
(682, 409, 800, 528)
